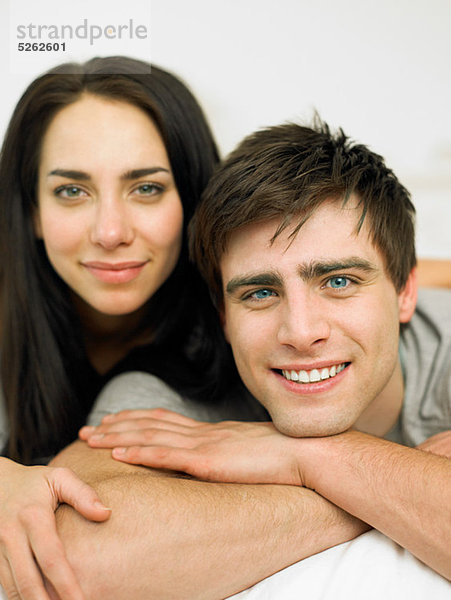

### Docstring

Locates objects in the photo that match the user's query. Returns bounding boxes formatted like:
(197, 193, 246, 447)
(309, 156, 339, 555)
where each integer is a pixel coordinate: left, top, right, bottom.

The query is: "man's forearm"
(299, 431, 451, 579)
(50, 441, 367, 599)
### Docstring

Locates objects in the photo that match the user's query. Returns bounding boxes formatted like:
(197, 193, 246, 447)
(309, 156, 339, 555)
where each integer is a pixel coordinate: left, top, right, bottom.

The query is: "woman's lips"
(82, 261, 148, 284)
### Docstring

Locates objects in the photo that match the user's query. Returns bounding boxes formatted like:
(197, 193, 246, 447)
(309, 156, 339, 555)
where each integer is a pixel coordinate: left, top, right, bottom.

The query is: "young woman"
(0, 55, 228, 600)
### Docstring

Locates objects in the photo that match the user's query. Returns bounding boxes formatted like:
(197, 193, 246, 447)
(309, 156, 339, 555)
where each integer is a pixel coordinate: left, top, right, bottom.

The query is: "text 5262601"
(18, 42, 66, 51)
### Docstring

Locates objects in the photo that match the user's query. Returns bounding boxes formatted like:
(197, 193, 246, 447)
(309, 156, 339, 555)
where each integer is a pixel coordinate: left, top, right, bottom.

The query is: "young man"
(41, 121, 450, 599)
(88, 121, 451, 580)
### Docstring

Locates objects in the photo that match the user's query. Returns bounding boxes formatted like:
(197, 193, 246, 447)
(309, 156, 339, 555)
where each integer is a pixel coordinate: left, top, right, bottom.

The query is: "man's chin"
(270, 412, 353, 439)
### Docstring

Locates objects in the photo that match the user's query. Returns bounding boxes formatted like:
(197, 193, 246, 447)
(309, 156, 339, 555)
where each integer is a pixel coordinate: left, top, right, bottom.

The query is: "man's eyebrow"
(298, 258, 378, 280)
(225, 272, 283, 296)
(47, 167, 170, 180)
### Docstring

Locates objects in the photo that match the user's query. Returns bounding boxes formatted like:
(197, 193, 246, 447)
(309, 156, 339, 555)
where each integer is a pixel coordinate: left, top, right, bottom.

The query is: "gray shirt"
(387, 288, 451, 446)
(87, 374, 268, 426)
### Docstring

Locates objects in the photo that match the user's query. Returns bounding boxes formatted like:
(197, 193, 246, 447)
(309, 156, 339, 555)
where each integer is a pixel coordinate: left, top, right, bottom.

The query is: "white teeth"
(299, 370, 310, 383)
(309, 369, 321, 382)
(282, 363, 347, 384)
(290, 370, 299, 381)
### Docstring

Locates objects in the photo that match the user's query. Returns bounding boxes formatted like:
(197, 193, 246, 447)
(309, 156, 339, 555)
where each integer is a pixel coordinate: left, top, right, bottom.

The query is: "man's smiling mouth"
(278, 363, 350, 384)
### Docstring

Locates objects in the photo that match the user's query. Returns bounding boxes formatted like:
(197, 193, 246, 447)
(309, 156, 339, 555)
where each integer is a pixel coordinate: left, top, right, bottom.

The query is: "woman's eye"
(326, 276, 350, 289)
(55, 185, 86, 199)
(134, 183, 163, 196)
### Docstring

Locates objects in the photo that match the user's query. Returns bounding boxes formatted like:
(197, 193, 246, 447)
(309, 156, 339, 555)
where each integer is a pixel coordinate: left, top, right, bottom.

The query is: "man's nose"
(89, 197, 134, 250)
(276, 290, 331, 352)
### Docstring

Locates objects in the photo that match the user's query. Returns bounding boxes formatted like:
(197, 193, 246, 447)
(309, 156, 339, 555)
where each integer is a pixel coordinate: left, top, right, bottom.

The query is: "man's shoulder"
(408, 288, 451, 338)
(418, 288, 451, 312)
(416, 287, 451, 314)
(398, 288, 451, 446)
(401, 287, 451, 360)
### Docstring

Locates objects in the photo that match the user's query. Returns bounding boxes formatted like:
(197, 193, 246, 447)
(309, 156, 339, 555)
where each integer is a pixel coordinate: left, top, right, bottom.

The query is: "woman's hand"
(0, 457, 111, 600)
(417, 430, 451, 458)
(80, 408, 303, 485)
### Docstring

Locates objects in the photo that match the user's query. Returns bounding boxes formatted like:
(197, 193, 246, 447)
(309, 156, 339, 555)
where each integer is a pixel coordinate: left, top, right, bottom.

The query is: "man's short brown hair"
(189, 119, 416, 306)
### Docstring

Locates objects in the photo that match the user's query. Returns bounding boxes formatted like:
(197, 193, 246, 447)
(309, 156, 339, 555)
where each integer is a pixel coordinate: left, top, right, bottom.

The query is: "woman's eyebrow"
(46, 167, 171, 181)
(47, 169, 90, 180)
(120, 167, 170, 180)
(225, 271, 283, 296)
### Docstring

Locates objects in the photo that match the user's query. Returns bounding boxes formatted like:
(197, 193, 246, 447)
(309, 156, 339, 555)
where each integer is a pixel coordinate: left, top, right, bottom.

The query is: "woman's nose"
(89, 199, 134, 249)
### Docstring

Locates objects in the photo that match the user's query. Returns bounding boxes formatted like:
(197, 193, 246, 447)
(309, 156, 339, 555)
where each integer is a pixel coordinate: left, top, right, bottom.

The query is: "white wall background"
(1, 0, 450, 258)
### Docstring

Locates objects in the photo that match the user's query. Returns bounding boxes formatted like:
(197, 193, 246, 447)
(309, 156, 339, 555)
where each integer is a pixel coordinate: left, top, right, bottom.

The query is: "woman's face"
(36, 94, 183, 318)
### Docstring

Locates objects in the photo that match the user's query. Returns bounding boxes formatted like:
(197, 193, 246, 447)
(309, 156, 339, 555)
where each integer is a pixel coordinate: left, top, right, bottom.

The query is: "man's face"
(220, 198, 417, 438)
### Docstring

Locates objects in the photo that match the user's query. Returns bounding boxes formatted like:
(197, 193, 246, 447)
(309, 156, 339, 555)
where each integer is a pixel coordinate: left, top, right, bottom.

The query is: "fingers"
(111, 445, 233, 483)
(48, 468, 111, 522)
(0, 512, 53, 600)
(86, 429, 197, 451)
(79, 409, 207, 449)
(27, 513, 86, 600)
(4, 529, 56, 600)
(103, 408, 203, 426)
(81, 418, 189, 441)
(0, 461, 92, 600)
(4, 519, 85, 600)
(79, 409, 203, 441)
(112, 445, 200, 474)
(0, 557, 20, 600)
(417, 431, 451, 458)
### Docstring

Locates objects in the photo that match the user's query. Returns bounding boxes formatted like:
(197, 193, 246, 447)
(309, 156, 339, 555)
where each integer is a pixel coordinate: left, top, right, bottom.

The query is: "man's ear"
(398, 267, 418, 324)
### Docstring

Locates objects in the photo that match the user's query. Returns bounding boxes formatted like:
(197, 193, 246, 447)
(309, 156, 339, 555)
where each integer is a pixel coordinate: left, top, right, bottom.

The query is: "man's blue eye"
(251, 289, 275, 299)
(328, 277, 348, 289)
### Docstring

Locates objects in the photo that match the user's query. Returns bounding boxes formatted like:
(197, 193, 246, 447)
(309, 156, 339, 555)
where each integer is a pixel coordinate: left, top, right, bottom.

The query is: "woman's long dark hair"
(0, 56, 228, 463)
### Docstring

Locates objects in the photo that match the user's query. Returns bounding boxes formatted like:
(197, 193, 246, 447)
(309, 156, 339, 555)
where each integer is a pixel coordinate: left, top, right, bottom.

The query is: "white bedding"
(229, 529, 450, 599)
(1, 530, 449, 599)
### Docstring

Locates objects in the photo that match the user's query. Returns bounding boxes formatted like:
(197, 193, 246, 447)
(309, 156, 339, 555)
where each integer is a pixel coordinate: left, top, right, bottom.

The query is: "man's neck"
(354, 359, 404, 438)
